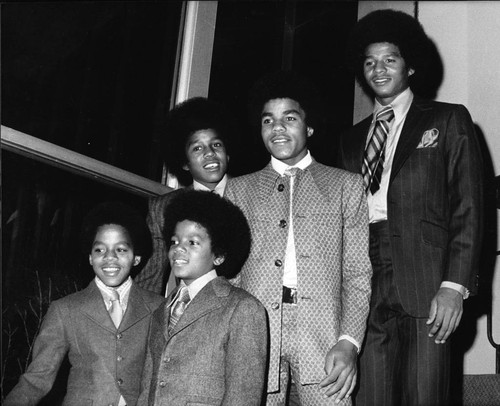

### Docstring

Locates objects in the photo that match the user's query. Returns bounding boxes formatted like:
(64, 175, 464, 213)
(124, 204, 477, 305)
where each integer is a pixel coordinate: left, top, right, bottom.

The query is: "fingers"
(319, 365, 356, 404)
(427, 289, 463, 344)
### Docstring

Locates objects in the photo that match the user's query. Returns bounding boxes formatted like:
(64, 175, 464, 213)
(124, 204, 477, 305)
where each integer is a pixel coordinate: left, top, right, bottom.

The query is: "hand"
(318, 340, 357, 404)
(426, 287, 463, 344)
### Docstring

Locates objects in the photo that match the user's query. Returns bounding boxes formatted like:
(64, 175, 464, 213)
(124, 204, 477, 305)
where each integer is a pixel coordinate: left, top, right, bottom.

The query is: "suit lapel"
(119, 284, 152, 331)
(168, 277, 230, 338)
(257, 163, 282, 204)
(79, 281, 117, 332)
(390, 98, 434, 183)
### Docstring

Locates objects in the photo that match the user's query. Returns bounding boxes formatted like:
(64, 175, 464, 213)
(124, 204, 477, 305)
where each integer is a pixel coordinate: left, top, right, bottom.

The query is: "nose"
(374, 60, 386, 72)
(104, 250, 118, 260)
(204, 146, 215, 157)
(172, 243, 187, 253)
(272, 120, 285, 132)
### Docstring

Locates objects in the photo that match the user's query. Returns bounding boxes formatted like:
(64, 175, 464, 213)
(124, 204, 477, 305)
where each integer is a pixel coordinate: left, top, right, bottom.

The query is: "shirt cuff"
(338, 335, 361, 353)
(440, 281, 469, 299)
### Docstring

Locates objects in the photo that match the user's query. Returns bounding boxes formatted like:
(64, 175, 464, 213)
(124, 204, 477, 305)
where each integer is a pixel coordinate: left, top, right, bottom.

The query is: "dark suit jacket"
(138, 276, 268, 406)
(225, 160, 372, 392)
(135, 188, 190, 295)
(4, 280, 164, 406)
(339, 97, 483, 317)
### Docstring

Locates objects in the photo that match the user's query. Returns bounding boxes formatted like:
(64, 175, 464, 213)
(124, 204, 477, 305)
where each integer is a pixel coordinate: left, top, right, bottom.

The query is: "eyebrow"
(261, 109, 301, 117)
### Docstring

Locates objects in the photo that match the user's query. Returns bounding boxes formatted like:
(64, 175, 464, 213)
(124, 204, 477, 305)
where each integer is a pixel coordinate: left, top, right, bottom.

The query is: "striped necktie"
(362, 106, 394, 194)
(168, 286, 190, 333)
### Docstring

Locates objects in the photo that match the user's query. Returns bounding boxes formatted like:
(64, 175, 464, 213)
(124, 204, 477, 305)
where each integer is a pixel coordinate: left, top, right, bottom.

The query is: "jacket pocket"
(421, 220, 448, 249)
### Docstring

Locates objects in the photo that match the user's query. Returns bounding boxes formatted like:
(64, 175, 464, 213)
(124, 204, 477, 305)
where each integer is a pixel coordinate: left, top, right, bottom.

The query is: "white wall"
(356, 1, 500, 375)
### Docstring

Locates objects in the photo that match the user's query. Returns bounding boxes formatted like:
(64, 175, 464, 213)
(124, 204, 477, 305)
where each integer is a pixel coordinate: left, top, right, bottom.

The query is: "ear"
(408, 68, 415, 76)
(307, 127, 314, 137)
(89, 254, 93, 266)
(213, 256, 225, 266)
(182, 164, 190, 172)
(133, 256, 142, 266)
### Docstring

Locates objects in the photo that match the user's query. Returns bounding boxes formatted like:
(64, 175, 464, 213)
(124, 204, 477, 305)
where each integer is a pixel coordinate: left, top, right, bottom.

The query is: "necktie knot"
(376, 106, 394, 123)
(284, 167, 300, 177)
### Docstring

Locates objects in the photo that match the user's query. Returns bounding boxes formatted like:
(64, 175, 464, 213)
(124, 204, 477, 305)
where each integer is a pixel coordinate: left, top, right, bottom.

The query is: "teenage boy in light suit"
(339, 9, 483, 406)
(4, 202, 164, 406)
(225, 71, 372, 405)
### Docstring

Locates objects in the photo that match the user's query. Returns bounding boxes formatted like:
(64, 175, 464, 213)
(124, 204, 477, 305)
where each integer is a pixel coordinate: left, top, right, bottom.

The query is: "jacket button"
(163, 356, 170, 362)
(116, 333, 123, 340)
(271, 302, 280, 310)
(274, 259, 283, 267)
(117, 378, 123, 385)
(278, 184, 285, 192)
(159, 380, 167, 387)
(117, 356, 123, 362)
(279, 219, 287, 228)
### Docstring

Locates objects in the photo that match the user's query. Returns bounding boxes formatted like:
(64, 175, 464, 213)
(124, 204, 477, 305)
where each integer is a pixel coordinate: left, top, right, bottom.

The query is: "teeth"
(103, 267, 119, 272)
(204, 163, 219, 169)
(174, 259, 187, 264)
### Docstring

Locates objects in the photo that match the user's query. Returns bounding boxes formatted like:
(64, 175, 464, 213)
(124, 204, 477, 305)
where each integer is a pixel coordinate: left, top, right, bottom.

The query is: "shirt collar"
(172, 270, 218, 304)
(193, 174, 228, 197)
(271, 151, 313, 176)
(95, 276, 132, 302)
(373, 87, 413, 124)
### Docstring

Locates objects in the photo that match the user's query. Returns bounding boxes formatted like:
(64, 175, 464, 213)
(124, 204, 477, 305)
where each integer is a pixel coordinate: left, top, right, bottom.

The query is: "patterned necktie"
(362, 106, 394, 195)
(168, 286, 190, 333)
(108, 289, 123, 328)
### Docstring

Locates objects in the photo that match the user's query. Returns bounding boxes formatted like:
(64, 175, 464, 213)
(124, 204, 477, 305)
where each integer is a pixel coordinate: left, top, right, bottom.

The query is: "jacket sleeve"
(135, 194, 171, 295)
(4, 302, 69, 406)
(221, 296, 268, 406)
(340, 173, 372, 346)
(443, 105, 483, 292)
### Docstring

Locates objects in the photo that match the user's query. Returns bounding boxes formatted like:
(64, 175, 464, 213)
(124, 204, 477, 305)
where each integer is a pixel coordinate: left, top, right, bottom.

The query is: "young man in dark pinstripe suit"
(339, 9, 483, 406)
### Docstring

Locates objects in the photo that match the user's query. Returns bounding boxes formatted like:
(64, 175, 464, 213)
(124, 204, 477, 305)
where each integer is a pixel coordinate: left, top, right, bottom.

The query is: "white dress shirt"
(193, 174, 228, 197)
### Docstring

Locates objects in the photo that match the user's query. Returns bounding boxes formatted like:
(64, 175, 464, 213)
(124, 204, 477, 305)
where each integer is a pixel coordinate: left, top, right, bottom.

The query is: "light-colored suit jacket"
(138, 276, 268, 406)
(4, 280, 164, 406)
(340, 98, 483, 316)
(225, 160, 372, 392)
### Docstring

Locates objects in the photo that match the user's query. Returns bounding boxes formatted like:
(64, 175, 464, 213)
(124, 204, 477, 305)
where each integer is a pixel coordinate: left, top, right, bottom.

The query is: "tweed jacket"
(225, 160, 372, 392)
(4, 280, 164, 406)
(138, 276, 268, 406)
(339, 98, 483, 317)
(135, 187, 190, 295)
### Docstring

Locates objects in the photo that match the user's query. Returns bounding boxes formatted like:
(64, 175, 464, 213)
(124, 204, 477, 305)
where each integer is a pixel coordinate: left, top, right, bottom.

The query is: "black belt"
(282, 286, 297, 304)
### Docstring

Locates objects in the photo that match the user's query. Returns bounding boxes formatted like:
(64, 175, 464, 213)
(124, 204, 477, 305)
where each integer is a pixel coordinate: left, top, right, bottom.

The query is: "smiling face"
(363, 42, 414, 105)
(183, 129, 229, 190)
(168, 220, 224, 285)
(89, 224, 141, 288)
(260, 98, 313, 166)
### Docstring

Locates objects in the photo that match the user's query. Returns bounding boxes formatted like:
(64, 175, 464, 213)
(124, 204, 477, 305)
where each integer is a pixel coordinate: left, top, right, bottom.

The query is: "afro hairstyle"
(80, 201, 152, 264)
(159, 97, 233, 185)
(248, 70, 323, 133)
(163, 190, 251, 279)
(347, 9, 433, 96)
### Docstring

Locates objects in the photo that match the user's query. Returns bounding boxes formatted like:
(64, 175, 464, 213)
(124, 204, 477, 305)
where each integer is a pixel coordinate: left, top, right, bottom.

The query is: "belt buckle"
(283, 286, 297, 304)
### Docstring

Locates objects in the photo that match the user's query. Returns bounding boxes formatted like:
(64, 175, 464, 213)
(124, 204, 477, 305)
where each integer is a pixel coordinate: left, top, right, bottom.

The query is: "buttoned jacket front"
(225, 160, 372, 392)
(4, 280, 164, 406)
(138, 276, 268, 406)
